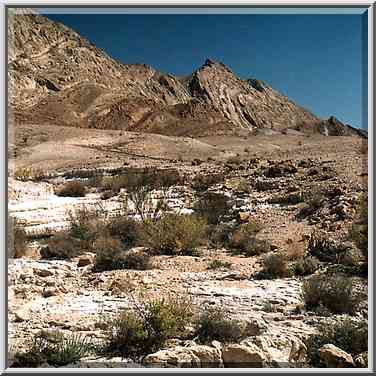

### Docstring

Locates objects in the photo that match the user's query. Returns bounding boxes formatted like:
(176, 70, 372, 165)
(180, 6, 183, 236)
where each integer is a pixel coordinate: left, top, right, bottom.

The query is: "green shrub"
(195, 306, 246, 344)
(143, 214, 207, 255)
(302, 273, 361, 314)
(12, 331, 93, 367)
(8, 216, 28, 258)
(262, 253, 288, 278)
(194, 192, 231, 225)
(104, 296, 193, 357)
(305, 317, 368, 367)
(56, 180, 86, 197)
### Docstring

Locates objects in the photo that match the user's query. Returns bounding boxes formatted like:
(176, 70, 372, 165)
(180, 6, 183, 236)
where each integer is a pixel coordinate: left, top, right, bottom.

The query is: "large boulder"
(143, 345, 222, 368)
(221, 343, 267, 367)
(319, 344, 355, 368)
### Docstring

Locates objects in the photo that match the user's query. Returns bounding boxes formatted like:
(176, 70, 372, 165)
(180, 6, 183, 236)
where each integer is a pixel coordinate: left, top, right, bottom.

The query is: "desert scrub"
(11, 331, 94, 367)
(42, 233, 82, 259)
(55, 180, 86, 197)
(94, 236, 124, 271)
(191, 173, 224, 191)
(207, 259, 232, 270)
(106, 215, 142, 248)
(195, 306, 247, 344)
(13, 167, 33, 182)
(229, 221, 270, 256)
(306, 232, 341, 263)
(297, 192, 325, 219)
(302, 273, 361, 314)
(143, 214, 208, 255)
(209, 222, 237, 248)
(194, 192, 231, 225)
(103, 295, 193, 357)
(305, 317, 368, 367)
(260, 253, 289, 278)
(292, 256, 320, 276)
(8, 216, 28, 258)
(349, 197, 368, 260)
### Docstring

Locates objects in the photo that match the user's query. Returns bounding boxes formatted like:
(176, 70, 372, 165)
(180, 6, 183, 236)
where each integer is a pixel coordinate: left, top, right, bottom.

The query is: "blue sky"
(45, 12, 367, 129)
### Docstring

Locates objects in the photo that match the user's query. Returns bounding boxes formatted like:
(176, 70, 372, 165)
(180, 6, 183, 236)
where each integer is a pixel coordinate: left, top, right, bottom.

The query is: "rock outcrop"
(8, 12, 359, 137)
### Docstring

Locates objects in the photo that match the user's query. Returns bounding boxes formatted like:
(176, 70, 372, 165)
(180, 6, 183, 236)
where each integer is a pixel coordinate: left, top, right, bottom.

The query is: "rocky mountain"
(9, 13, 361, 137)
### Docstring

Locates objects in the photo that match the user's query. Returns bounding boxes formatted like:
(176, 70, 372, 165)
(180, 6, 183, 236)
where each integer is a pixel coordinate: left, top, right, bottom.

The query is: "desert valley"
(7, 12, 368, 368)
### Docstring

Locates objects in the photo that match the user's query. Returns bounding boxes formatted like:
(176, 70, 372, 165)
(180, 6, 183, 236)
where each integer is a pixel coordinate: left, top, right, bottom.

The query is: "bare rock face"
(319, 344, 355, 368)
(10, 12, 357, 138)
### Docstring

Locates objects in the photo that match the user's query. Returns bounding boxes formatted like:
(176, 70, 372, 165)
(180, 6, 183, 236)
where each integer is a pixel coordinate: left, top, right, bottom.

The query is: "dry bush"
(293, 256, 320, 276)
(306, 232, 339, 263)
(42, 233, 82, 259)
(305, 317, 368, 367)
(260, 253, 289, 278)
(349, 197, 368, 260)
(56, 181, 86, 197)
(106, 215, 142, 248)
(194, 192, 231, 225)
(191, 173, 224, 191)
(207, 259, 232, 270)
(226, 155, 242, 166)
(302, 273, 361, 314)
(209, 222, 237, 248)
(229, 221, 270, 256)
(143, 214, 208, 255)
(103, 295, 193, 357)
(8, 217, 28, 258)
(94, 236, 124, 271)
(195, 306, 246, 344)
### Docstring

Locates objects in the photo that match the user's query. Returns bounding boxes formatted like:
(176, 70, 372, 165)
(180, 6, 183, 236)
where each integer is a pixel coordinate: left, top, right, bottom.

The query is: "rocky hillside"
(9, 12, 361, 137)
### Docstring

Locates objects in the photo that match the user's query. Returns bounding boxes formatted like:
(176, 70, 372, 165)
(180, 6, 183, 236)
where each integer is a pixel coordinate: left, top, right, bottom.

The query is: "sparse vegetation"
(8, 216, 28, 258)
(261, 252, 289, 278)
(349, 197, 368, 261)
(12, 331, 93, 367)
(143, 214, 207, 255)
(55, 180, 86, 197)
(305, 317, 367, 367)
(229, 221, 270, 256)
(194, 192, 231, 225)
(94, 236, 125, 271)
(302, 273, 360, 314)
(195, 306, 246, 344)
(191, 173, 224, 191)
(306, 232, 339, 263)
(103, 295, 193, 357)
(207, 259, 232, 270)
(292, 256, 320, 276)
(42, 233, 82, 259)
(106, 215, 142, 248)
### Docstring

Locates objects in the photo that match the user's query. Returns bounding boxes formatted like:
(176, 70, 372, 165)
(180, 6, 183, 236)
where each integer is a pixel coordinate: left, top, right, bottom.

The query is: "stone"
(222, 343, 267, 367)
(14, 308, 29, 322)
(143, 345, 222, 367)
(77, 253, 95, 267)
(319, 344, 355, 368)
(33, 267, 54, 277)
(42, 288, 58, 298)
